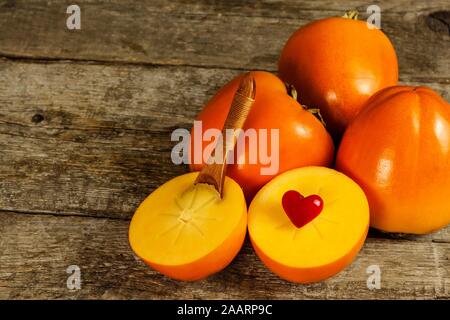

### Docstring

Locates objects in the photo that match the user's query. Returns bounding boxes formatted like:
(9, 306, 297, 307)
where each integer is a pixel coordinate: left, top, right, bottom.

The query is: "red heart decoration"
(282, 190, 323, 228)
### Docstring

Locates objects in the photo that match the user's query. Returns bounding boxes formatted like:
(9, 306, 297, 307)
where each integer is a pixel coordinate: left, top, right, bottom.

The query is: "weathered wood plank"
(0, 0, 448, 80)
(0, 0, 448, 301)
(0, 60, 449, 222)
(0, 211, 447, 299)
(0, 60, 236, 219)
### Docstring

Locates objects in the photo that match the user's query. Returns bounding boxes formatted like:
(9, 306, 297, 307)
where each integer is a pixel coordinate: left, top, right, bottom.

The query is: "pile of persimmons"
(191, 11, 449, 235)
(129, 11, 449, 284)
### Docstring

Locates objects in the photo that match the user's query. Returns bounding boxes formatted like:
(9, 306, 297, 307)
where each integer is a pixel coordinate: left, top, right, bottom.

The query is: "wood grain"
(0, 211, 447, 299)
(0, 0, 448, 81)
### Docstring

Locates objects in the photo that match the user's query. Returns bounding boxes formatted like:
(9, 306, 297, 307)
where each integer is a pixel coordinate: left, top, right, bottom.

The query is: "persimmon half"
(190, 71, 334, 200)
(279, 11, 398, 138)
(248, 166, 369, 283)
(336, 86, 450, 234)
(129, 172, 247, 281)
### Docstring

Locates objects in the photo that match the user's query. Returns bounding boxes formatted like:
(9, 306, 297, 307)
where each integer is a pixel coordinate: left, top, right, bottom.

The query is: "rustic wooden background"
(0, 0, 449, 299)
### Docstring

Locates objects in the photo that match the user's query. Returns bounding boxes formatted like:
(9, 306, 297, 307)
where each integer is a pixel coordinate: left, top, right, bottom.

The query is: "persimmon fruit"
(279, 11, 398, 138)
(190, 71, 334, 200)
(129, 172, 247, 281)
(336, 86, 450, 234)
(248, 166, 369, 283)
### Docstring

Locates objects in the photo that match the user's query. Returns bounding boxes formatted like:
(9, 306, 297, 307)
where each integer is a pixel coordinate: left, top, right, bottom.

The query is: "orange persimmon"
(190, 71, 334, 200)
(336, 86, 450, 234)
(129, 172, 247, 281)
(278, 11, 398, 138)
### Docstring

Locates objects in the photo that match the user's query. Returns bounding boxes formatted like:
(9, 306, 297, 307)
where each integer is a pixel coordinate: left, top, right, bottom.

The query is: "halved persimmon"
(248, 167, 369, 283)
(129, 172, 247, 281)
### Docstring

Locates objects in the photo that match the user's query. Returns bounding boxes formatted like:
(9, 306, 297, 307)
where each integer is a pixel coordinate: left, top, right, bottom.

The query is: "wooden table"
(0, 0, 448, 299)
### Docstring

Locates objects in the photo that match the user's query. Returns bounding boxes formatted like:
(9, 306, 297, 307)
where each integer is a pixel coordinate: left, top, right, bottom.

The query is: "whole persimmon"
(336, 86, 450, 234)
(279, 11, 398, 138)
(190, 71, 334, 200)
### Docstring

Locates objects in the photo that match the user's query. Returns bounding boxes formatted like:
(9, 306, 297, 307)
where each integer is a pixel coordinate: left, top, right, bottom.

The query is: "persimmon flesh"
(248, 167, 369, 283)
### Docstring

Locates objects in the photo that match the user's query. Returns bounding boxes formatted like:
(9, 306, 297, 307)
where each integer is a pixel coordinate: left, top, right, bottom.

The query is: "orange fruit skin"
(190, 71, 334, 200)
(279, 17, 398, 138)
(250, 225, 368, 283)
(336, 86, 450, 234)
(137, 209, 247, 281)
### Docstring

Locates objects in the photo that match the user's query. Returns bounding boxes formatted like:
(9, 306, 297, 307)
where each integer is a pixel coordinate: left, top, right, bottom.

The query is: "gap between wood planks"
(1, 55, 448, 85)
(0, 54, 252, 73)
(0, 208, 130, 221)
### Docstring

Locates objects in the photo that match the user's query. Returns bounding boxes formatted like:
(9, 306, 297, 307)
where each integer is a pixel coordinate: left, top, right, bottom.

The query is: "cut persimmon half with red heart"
(248, 166, 369, 283)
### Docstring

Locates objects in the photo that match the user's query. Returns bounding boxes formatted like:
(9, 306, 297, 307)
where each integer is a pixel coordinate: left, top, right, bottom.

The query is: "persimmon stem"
(284, 82, 327, 128)
(303, 106, 327, 128)
(343, 10, 359, 20)
(284, 83, 298, 101)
